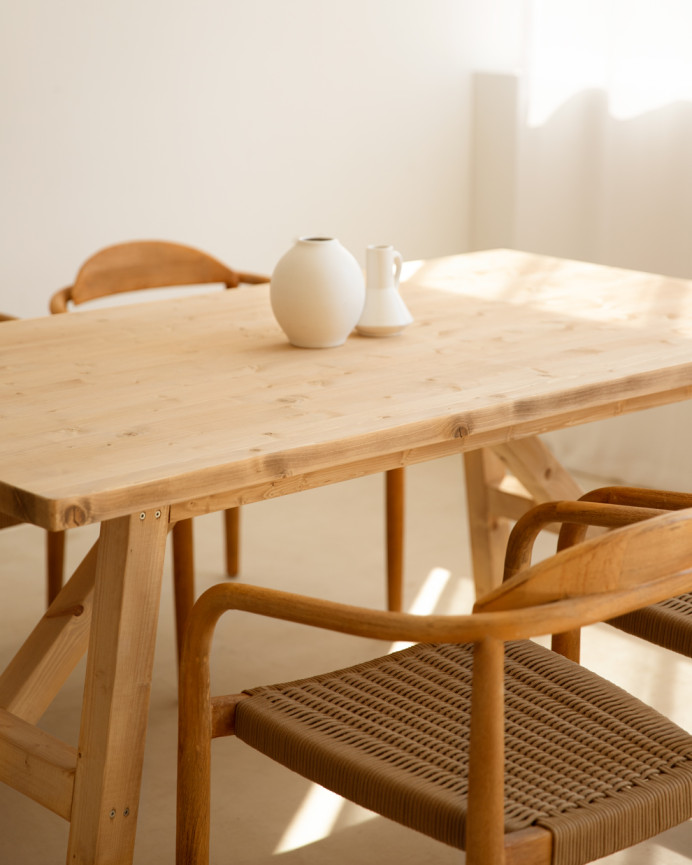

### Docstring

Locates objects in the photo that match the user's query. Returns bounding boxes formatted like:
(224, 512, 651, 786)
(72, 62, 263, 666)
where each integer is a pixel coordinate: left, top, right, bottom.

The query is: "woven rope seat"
(236, 640, 692, 865)
(609, 593, 692, 658)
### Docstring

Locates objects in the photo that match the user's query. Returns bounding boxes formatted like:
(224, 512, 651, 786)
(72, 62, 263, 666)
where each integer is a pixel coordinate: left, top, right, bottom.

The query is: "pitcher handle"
(393, 251, 402, 287)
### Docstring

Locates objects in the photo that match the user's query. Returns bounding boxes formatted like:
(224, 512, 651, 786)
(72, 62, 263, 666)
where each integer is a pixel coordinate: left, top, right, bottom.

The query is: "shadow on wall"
(471, 71, 692, 490)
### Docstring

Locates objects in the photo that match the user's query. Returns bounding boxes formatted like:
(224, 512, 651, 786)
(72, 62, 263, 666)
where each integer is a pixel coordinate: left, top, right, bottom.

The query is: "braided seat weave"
(609, 593, 692, 658)
(235, 640, 692, 865)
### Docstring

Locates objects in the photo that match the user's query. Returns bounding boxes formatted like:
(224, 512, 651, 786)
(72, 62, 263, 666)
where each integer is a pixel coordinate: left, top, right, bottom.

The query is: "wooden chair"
(47, 241, 408, 654)
(177, 505, 692, 865)
(504, 486, 692, 661)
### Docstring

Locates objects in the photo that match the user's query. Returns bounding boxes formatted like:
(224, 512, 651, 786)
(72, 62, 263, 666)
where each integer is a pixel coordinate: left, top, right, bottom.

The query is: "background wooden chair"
(503, 485, 692, 661)
(177, 505, 692, 865)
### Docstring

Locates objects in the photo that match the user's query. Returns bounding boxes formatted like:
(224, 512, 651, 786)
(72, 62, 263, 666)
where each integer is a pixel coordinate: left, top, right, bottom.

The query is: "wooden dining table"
(2, 248, 692, 863)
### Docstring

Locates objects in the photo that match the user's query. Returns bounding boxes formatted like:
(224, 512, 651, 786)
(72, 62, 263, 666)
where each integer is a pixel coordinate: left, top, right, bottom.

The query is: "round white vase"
(270, 237, 365, 348)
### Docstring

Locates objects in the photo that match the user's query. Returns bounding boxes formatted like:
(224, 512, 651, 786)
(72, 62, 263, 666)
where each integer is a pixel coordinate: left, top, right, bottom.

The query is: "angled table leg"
(492, 437, 584, 504)
(0, 542, 97, 723)
(0, 542, 97, 822)
(464, 449, 514, 598)
(66, 507, 168, 865)
(465, 438, 584, 597)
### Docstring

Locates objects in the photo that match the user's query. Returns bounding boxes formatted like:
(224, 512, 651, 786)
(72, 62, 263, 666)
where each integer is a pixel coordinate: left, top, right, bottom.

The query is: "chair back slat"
(476, 506, 692, 613)
(66, 241, 242, 307)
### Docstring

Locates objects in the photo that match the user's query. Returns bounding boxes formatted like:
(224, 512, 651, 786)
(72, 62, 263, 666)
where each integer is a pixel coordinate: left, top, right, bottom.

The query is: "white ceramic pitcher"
(356, 244, 413, 337)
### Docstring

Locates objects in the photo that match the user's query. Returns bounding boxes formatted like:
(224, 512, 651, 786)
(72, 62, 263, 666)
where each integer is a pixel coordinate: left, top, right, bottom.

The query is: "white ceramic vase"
(356, 244, 413, 337)
(270, 237, 365, 348)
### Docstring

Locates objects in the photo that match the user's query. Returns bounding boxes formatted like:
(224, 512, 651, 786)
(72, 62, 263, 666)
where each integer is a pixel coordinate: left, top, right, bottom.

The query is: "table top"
(3, 248, 692, 531)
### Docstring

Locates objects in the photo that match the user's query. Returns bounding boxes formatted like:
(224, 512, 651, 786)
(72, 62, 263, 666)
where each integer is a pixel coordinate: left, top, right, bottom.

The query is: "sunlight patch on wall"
(526, 0, 692, 127)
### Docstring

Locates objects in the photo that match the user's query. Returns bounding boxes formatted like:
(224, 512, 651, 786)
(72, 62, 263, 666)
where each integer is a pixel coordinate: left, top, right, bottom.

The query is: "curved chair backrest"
(475, 503, 692, 620)
(50, 240, 269, 313)
(501, 486, 692, 661)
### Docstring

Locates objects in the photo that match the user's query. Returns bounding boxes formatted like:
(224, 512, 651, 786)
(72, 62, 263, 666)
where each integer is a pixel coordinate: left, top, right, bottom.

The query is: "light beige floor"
(1, 456, 690, 863)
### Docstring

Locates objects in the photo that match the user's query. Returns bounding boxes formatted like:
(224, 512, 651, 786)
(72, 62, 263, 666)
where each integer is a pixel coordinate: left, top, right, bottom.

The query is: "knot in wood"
(65, 504, 88, 527)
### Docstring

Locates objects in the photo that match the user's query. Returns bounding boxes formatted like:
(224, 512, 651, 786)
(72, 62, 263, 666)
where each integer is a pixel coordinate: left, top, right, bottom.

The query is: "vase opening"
(300, 236, 335, 243)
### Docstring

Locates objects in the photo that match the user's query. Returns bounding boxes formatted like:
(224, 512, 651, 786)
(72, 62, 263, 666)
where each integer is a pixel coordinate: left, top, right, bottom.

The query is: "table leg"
(464, 438, 584, 597)
(492, 437, 584, 504)
(66, 507, 168, 865)
(0, 541, 98, 723)
(46, 530, 66, 605)
(464, 449, 513, 598)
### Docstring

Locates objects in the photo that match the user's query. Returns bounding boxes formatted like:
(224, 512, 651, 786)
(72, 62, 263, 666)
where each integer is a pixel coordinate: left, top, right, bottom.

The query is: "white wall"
(0, 0, 476, 319)
(467, 2, 692, 489)
(519, 93, 692, 488)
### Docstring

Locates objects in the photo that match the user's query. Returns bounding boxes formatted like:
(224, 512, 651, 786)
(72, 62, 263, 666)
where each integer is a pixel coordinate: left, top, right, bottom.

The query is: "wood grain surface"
(3, 249, 692, 530)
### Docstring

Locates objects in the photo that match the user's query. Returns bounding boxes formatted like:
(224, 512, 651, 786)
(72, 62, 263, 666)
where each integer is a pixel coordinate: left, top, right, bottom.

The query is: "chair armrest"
(49, 287, 72, 314)
(503, 499, 664, 581)
(234, 271, 270, 286)
(183, 555, 692, 661)
(579, 485, 692, 509)
(556, 487, 692, 562)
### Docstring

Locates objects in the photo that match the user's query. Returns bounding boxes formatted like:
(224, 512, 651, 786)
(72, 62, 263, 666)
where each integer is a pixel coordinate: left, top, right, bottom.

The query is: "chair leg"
(466, 637, 505, 865)
(386, 468, 405, 612)
(177, 592, 219, 865)
(224, 507, 240, 578)
(172, 519, 195, 663)
(46, 530, 66, 606)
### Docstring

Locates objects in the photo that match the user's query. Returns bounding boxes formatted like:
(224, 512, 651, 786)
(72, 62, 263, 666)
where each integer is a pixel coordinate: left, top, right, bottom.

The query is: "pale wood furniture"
(0, 315, 28, 543)
(48, 240, 270, 313)
(504, 486, 692, 660)
(48, 240, 270, 656)
(4, 248, 692, 863)
(464, 438, 583, 586)
(2, 312, 70, 605)
(177, 506, 692, 865)
(47, 239, 409, 643)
